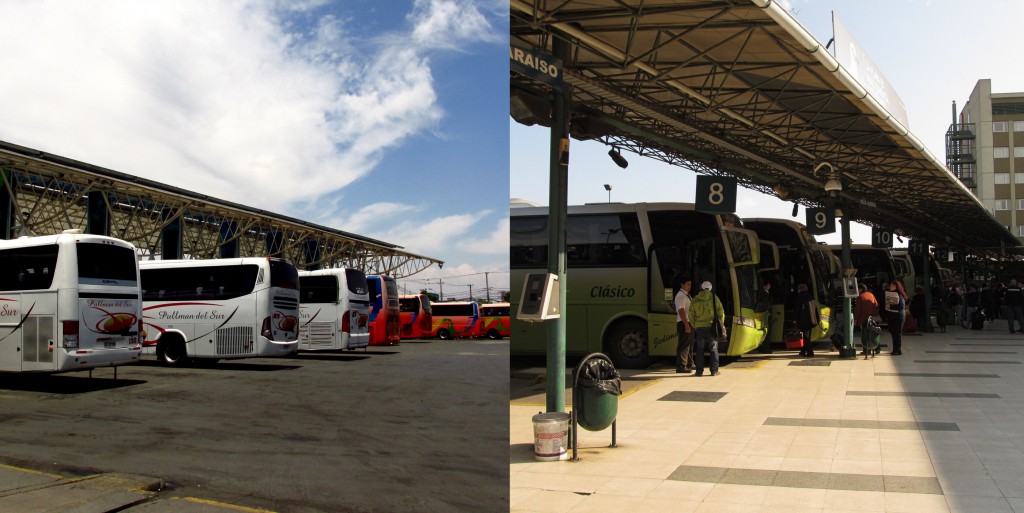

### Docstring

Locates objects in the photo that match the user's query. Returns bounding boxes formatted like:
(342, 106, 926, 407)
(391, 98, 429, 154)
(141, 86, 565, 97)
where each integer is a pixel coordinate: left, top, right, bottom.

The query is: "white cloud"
(0, 0, 489, 212)
(409, 0, 500, 50)
(331, 202, 507, 258)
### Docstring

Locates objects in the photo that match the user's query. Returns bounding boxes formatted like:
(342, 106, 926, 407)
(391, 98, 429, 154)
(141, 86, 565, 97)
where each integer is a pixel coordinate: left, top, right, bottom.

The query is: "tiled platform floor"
(510, 322, 1024, 512)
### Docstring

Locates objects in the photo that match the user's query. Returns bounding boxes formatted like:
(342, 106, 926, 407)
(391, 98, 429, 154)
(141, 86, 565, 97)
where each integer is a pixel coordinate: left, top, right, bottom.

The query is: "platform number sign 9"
(871, 227, 893, 248)
(805, 207, 836, 235)
(695, 175, 737, 214)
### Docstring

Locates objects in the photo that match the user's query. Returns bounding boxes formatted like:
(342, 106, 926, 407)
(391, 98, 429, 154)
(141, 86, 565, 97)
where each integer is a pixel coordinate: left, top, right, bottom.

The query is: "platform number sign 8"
(871, 227, 893, 248)
(695, 175, 737, 214)
(805, 207, 836, 235)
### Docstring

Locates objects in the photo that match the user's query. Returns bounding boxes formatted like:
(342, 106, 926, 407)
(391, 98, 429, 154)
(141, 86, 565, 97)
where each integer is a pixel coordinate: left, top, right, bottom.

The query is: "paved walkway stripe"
(874, 372, 1000, 378)
(175, 497, 278, 512)
(657, 391, 727, 402)
(847, 391, 1000, 398)
(787, 359, 831, 366)
(951, 342, 1024, 346)
(763, 417, 959, 431)
(666, 465, 943, 495)
(912, 360, 1021, 364)
(925, 350, 1018, 354)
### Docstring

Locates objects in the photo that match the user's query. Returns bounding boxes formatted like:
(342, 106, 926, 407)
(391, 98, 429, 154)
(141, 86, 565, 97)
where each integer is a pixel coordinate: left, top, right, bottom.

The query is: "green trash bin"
(574, 356, 621, 432)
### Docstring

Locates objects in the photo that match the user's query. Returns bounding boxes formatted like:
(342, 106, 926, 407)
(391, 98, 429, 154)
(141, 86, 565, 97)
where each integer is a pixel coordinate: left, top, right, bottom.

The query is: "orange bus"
(431, 301, 481, 339)
(367, 275, 400, 346)
(399, 294, 433, 339)
(479, 302, 510, 340)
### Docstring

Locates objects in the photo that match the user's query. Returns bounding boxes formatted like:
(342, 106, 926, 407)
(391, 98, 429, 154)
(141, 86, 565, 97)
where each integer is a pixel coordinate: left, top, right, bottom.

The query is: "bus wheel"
(437, 329, 452, 340)
(157, 337, 187, 366)
(486, 329, 502, 340)
(605, 319, 651, 369)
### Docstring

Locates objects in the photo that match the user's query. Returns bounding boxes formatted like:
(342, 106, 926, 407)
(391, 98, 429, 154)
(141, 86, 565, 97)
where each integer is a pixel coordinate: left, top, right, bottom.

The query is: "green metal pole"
(545, 38, 570, 413)
(841, 216, 853, 356)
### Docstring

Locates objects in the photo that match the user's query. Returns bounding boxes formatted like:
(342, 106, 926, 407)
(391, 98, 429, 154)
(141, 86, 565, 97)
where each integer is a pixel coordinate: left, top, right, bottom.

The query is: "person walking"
(854, 283, 881, 356)
(907, 286, 926, 333)
(688, 281, 725, 376)
(794, 283, 818, 357)
(1005, 279, 1024, 333)
(674, 277, 695, 373)
(883, 281, 906, 355)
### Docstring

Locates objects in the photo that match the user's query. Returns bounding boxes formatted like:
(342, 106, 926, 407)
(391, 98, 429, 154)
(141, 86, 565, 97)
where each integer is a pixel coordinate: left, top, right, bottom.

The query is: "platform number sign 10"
(805, 207, 836, 235)
(871, 227, 893, 248)
(695, 175, 737, 214)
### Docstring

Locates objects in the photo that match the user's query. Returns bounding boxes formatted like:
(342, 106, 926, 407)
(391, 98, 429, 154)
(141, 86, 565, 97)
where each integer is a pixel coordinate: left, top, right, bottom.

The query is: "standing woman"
(794, 283, 817, 357)
(884, 282, 906, 355)
(853, 283, 880, 356)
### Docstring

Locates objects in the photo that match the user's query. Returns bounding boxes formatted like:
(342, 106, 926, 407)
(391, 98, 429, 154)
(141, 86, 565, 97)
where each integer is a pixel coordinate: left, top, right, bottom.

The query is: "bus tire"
(156, 336, 188, 366)
(437, 329, 452, 340)
(605, 318, 651, 369)
(486, 329, 502, 340)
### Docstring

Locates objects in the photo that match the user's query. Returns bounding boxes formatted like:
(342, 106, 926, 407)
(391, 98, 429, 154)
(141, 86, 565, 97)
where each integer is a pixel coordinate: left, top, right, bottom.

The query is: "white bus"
(139, 257, 300, 365)
(0, 230, 143, 373)
(298, 268, 370, 351)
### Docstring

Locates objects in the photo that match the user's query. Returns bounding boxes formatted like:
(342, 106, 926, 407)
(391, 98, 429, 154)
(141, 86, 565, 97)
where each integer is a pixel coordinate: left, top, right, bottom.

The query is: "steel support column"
(86, 191, 110, 236)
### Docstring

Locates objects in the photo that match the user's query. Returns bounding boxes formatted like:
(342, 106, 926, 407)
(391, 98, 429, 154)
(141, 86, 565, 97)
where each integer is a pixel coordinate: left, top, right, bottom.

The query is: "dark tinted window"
(511, 213, 646, 268)
(299, 275, 338, 304)
(345, 269, 368, 295)
(399, 296, 420, 312)
(383, 276, 399, 307)
(481, 305, 510, 316)
(141, 264, 259, 301)
(269, 259, 298, 289)
(432, 303, 477, 316)
(78, 243, 137, 282)
(0, 244, 58, 291)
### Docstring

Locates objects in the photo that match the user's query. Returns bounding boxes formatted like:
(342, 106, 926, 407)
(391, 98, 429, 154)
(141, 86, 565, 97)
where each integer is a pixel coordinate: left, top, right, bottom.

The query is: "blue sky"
(511, 0, 1024, 246)
(0, 0, 508, 301)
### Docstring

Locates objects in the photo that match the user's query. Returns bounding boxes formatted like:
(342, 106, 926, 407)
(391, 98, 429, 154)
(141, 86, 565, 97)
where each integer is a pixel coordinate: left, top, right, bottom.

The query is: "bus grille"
(307, 322, 335, 348)
(273, 296, 298, 310)
(216, 326, 255, 355)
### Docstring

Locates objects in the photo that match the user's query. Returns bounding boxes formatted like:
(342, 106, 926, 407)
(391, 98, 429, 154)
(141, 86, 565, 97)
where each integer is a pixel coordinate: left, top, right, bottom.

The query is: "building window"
(994, 121, 1009, 132)
(1018, 199, 1024, 210)
(1017, 173, 1024, 184)
(995, 147, 1010, 158)
(996, 173, 1011, 184)
(1015, 121, 1024, 132)
(996, 199, 1011, 210)
(1020, 225, 1024, 237)
(1016, 147, 1024, 158)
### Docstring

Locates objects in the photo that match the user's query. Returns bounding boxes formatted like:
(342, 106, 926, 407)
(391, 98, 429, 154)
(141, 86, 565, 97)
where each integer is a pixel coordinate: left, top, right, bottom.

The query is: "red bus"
(399, 294, 433, 339)
(367, 275, 400, 346)
(430, 301, 481, 339)
(479, 302, 510, 340)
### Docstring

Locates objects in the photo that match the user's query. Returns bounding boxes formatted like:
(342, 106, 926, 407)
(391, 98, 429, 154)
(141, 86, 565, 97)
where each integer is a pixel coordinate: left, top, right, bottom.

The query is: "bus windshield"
(345, 269, 368, 295)
(269, 259, 299, 290)
(299, 275, 338, 304)
(78, 243, 138, 284)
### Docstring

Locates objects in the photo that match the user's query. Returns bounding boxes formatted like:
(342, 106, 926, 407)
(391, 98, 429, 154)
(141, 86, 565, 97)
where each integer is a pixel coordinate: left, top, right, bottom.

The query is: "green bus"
(510, 202, 765, 369)
(746, 218, 837, 345)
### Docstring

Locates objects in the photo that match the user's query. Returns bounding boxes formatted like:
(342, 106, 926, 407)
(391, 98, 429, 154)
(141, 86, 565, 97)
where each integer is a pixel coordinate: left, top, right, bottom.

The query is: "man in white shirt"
(675, 277, 694, 373)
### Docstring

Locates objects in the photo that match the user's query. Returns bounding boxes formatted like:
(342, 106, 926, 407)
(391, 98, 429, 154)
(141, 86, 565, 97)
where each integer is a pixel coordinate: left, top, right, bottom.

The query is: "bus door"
(646, 242, 689, 355)
(0, 294, 23, 371)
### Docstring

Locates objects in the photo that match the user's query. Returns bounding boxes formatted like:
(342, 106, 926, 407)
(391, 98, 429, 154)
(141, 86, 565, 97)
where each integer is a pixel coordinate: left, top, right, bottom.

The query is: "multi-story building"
(948, 79, 1024, 241)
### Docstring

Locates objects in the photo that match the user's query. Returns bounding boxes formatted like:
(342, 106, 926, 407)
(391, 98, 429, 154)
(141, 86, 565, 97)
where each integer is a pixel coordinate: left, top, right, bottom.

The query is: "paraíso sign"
(510, 43, 562, 88)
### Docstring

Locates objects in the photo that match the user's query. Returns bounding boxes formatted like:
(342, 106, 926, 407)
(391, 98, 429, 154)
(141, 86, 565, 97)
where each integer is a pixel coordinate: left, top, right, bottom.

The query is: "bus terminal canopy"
(0, 139, 442, 278)
(511, 0, 1021, 256)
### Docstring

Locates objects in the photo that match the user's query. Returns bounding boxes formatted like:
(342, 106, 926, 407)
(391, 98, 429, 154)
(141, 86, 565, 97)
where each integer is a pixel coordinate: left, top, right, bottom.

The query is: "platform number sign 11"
(871, 227, 893, 248)
(909, 239, 928, 256)
(695, 175, 737, 214)
(805, 207, 836, 235)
